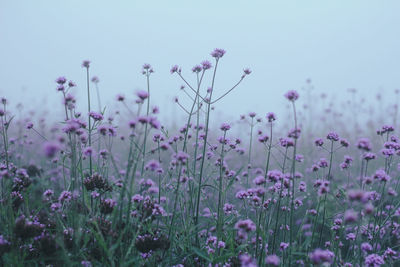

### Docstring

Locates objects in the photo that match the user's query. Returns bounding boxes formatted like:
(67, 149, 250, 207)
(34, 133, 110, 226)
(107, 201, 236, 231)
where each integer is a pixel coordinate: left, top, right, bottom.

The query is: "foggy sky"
(1, 0, 399, 123)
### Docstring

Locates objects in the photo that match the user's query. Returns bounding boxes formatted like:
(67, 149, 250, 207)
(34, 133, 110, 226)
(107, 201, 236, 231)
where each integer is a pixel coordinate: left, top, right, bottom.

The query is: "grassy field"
(0, 49, 399, 266)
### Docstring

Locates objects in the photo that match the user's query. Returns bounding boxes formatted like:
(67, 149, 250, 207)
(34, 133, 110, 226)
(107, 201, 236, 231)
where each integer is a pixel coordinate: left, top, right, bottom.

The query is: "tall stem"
(194, 59, 219, 226)
(140, 73, 151, 175)
(247, 117, 254, 188)
(216, 131, 227, 255)
(86, 67, 93, 176)
(288, 102, 298, 265)
(257, 122, 273, 264)
(318, 140, 334, 247)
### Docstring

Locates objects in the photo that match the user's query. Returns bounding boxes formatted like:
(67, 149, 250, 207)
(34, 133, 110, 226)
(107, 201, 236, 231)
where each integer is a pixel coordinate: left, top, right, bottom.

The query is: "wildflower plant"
(0, 49, 400, 267)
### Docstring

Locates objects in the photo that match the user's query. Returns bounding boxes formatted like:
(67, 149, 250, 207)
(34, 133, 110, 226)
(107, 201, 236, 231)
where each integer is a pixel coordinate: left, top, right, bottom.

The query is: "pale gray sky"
(1, 0, 399, 123)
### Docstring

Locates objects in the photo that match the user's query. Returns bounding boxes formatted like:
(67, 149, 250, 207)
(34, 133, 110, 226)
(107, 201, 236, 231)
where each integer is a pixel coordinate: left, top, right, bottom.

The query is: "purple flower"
(295, 154, 304, 162)
(365, 254, 384, 267)
(267, 170, 283, 182)
(192, 65, 202, 73)
(280, 242, 289, 251)
(175, 151, 189, 164)
(43, 189, 54, 198)
(284, 90, 299, 101)
(56, 76, 67, 85)
(357, 138, 372, 151)
(91, 76, 99, 83)
(377, 125, 395, 135)
(100, 198, 116, 214)
(142, 63, 151, 70)
(315, 138, 324, 146)
(288, 127, 301, 139)
(201, 60, 212, 70)
(265, 254, 280, 266)
(170, 65, 180, 74)
(243, 68, 252, 75)
(326, 131, 340, 141)
(239, 253, 257, 267)
(220, 122, 231, 131)
(89, 111, 103, 121)
(81, 261, 92, 267)
(236, 190, 248, 199)
(115, 94, 125, 102)
(235, 219, 256, 232)
(279, 137, 294, 147)
(318, 158, 328, 168)
(266, 112, 276, 122)
(223, 203, 235, 215)
(83, 147, 93, 157)
(211, 48, 226, 59)
(82, 60, 90, 68)
(309, 248, 334, 265)
(43, 142, 60, 158)
(340, 138, 350, 147)
(344, 209, 358, 223)
(363, 152, 376, 161)
(381, 148, 395, 158)
(51, 202, 61, 211)
(58, 191, 72, 203)
(66, 81, 75, 88)
(373, 169, 391, 182)
(145, 159, 161, 172)
(346, 232, 356, 241)
(26, 122, 33, 129)
(253, 175, 266, 185)
(258, 134, 269, 143)
(249, 112, 256, 118)
(136, 90, 149, 101)
(57, 84, 64, 91)
(361, 242, 373, 252)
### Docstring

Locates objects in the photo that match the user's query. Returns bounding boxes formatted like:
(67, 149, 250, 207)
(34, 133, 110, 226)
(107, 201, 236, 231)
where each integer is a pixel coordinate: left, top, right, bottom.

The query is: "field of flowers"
(1, 48, 399, 266)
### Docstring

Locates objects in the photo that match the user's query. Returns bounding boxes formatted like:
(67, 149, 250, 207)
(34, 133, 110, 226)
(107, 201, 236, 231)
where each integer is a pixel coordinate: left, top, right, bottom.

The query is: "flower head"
(265, 254, 280, 266)
(243, 68, 252, 75)
(211, 48, 226, 59)
(365, 254, 384, 267)
(82, 60, 90, 68)
(170, 65, 180, 74)
(201, 60, 212, 70)
(43, 142, 61, 158)
(91, 76, 99, 83)
(56, 76, 67, 85)
(284, 90, 299, 101)
(327, 132, 340, 141)
(220, 122, 231, 132)
(309, 249, 334, 265)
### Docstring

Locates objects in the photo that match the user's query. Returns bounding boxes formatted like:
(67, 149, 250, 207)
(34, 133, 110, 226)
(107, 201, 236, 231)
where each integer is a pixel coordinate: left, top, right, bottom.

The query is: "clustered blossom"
(43, 142, 61, 158)
(202, 60, 212, 70)
(235, 219, 256, 233)
(326, 131, 340, 141)
(357, 138, 372, 151)
(220, 122, 231, 131)
(309, 249, 334, 265)
(374, 169, 391, 182)
(100, 198, 117, 214)
(365, 254, 385, 267)
(284, 90, 299, 101)
(82, 60, 90, 68)
(315, 138, 324, 146)
(266, 112, 276, 122)
(265, 254, 280, 266)
(89, 111, 103, 121)
(211, 48, 226, 59)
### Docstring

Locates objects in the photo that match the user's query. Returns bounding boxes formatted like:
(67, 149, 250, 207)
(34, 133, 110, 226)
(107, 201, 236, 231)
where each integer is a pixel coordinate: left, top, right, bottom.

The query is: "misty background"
(1, 0, 399, 125)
